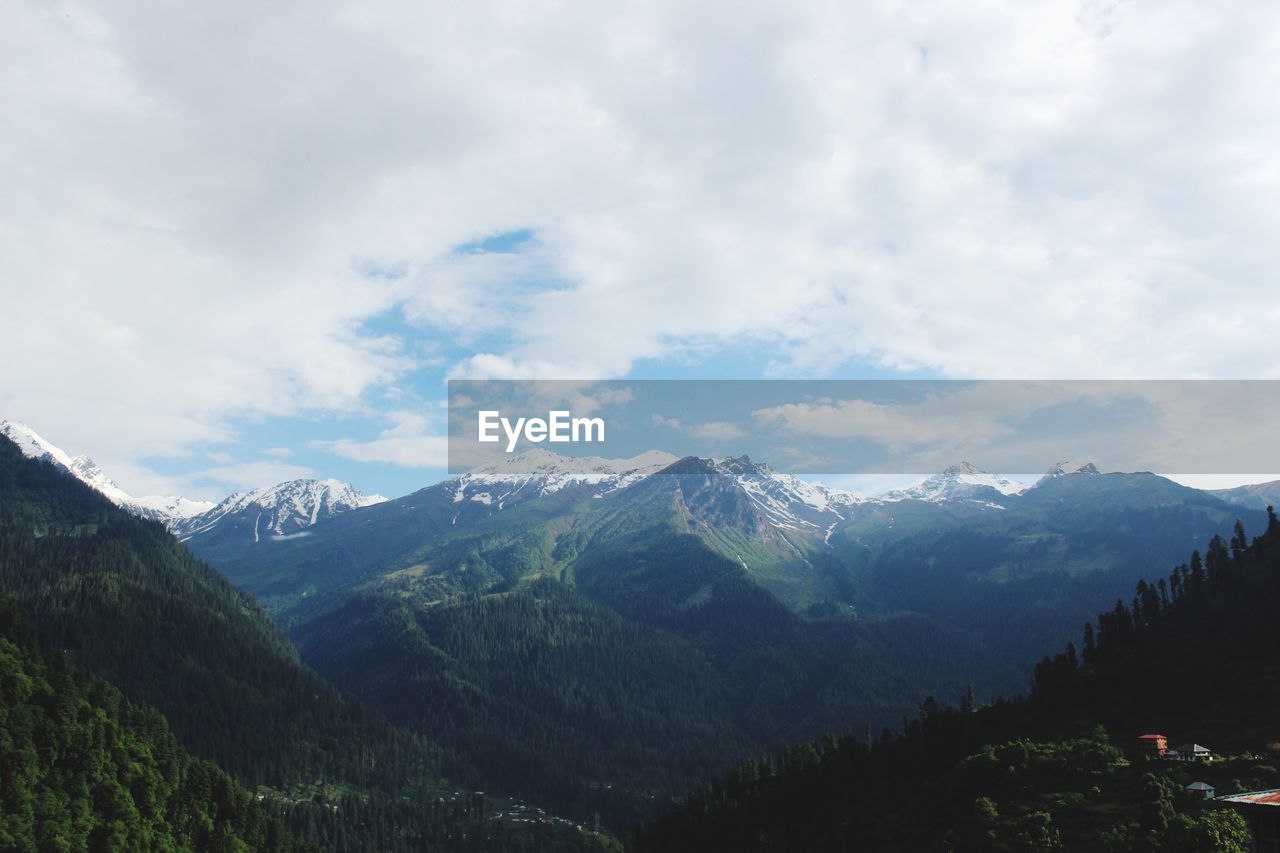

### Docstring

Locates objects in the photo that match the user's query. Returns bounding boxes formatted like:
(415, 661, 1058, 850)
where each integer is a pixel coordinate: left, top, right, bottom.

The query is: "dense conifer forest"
(0, 591, 311, 852)
(293, 537, 1000, 828)
(635, 510, 1280, 851)
(0, 435, 615, 851)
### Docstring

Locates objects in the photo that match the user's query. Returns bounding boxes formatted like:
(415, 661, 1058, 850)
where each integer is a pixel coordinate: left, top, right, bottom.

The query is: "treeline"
(1033, 508, 1280, 712)
(635, 511, 1280, 851)
(0, 591, 311, 852)
(635, 720, 1257, 851)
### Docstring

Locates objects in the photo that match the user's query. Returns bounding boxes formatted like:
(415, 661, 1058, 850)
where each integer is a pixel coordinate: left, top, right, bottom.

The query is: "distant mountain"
(451, 448, 680, 506)
(183, 450, 681, 610)
(173, 478, 387, 543)
(1039, 460, 1103, 481)
(1208, 479, 1280, 510)
(0, 420, 388, 549)
(191, 451, 860, 614)
(195, 449, 1268, 620)
(0, 419, 214, 522)
(880, 461, 1025, 506)
(711, 454, 865, 535)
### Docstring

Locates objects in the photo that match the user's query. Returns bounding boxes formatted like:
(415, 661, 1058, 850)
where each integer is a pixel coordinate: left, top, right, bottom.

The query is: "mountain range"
(159, 443, 1269, 825)
(0, 419, 386, 539)
(7, 416, 1279, 834)
(10, 417, 1273, 570)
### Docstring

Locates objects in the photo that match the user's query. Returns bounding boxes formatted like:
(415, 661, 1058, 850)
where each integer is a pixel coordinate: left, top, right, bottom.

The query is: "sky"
(2, 0, 1280, 501)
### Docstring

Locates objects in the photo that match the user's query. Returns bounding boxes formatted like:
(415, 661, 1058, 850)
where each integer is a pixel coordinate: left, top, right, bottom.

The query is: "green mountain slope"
(0, 434, 447, 793)
(0, 591, 310, 852)
(292, 527, 1007, 828)
(182, 452, 1264, 835)
(293, 581, 754, 827)
(0, 434, 613, 852)
(635, 511, 1280, 851)
(827, 471, 1265, 676)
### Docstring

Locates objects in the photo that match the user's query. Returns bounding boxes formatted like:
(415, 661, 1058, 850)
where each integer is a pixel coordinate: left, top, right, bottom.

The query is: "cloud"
(748, 382, 1110, 453)
(748, 382, 1280, 475)
(191, 460, 316, 492)
(314, 413, 449, 468)
(6, 0, 1280, 494)
(690, 421, 744, 441)
(650, 414, 682, 429)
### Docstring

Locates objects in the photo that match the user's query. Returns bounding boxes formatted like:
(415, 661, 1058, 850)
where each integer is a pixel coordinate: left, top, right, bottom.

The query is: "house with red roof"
(1138, 733, 1168, 760)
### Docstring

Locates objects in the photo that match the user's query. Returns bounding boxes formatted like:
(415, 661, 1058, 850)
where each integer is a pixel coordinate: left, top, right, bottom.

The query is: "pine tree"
(1231, 519, 1248, 558)
(1189, 550, 1205, 590)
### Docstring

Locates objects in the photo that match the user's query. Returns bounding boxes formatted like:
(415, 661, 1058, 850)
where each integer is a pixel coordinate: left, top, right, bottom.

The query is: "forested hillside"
(0, 434, 614, 852)
(277, 461, 1255, 828)
(294, 532, 1001, 828)
(0, 434, 447, 792)
(0, 591, 310, 852)
(635, 510, 1280, 851)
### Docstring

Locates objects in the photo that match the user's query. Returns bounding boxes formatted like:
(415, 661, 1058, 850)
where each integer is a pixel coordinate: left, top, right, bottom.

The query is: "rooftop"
(1218, 789, 1280, 808)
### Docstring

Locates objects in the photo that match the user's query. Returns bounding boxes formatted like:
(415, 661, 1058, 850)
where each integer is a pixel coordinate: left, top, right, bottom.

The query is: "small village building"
(1138, 733, 1169, 760)
(1169, 743, 1212, 762)
(1217, 789, 1280, 853)
(1185, 781, 1215, 800)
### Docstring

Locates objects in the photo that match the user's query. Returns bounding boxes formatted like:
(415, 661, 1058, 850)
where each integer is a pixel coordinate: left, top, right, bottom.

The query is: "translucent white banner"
(447, 380, 1280, 475)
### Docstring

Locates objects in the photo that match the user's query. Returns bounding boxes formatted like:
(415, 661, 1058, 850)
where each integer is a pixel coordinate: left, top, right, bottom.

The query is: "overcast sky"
(2, 1, 1279, 500)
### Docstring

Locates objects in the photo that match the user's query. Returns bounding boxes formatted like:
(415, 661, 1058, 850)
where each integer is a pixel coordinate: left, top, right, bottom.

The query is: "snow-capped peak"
(880, 462, 1025, 505)
(1040, 461, 1101, 479)
(1, 419, 213, 521)
(66, 454, 135, 506)
(173, 478, 387, 541)
(468, 448, 679, 481)
(129, 494, 220, 519)
(2, 419, 77, 470)
(709, 455, 866, 530)
(452, 449, 680, 508)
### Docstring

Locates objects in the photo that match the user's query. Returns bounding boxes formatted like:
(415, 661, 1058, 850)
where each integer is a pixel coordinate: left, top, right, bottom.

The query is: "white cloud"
(313, 413, 449, 468)
(191, 460, 316, 492)
(5, 0, 1280, 492)
(690, 421, 745, 441)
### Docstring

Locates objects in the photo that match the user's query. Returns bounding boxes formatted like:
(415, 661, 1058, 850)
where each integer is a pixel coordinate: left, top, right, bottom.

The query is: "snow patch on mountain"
(452, 449, 680, 506)
(129, 494, 219, 519)
(1, 419, 214, 521)
(173, 478, 386, 540)
(711, 455, 866, 530)
(1037, 461, 1102, 483)
(880, 462, 1025, 505)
